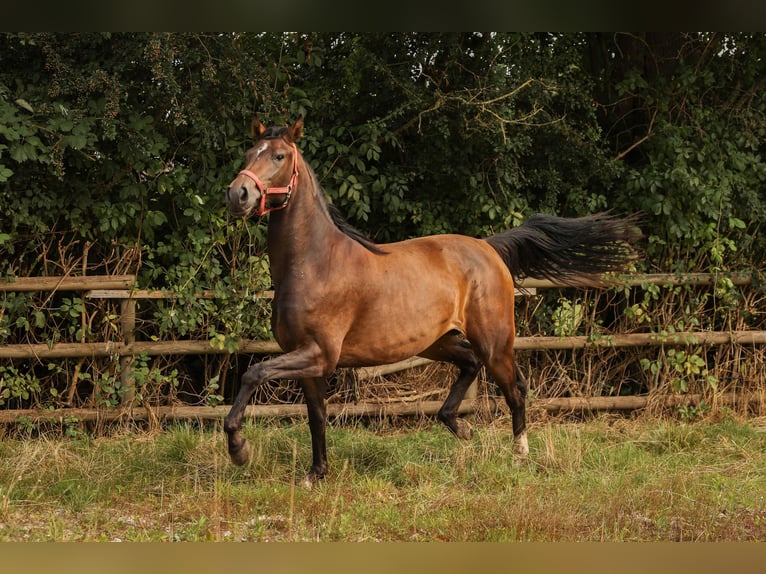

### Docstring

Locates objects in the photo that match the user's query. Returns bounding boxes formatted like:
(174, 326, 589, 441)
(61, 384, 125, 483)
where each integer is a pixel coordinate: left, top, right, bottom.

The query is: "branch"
(615, 108, 657, 161)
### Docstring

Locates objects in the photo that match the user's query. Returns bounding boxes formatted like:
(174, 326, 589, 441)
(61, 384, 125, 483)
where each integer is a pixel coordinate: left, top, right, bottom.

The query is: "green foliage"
(614, 33, 766, 270)
(0, 364, 41, 406)
(551, 298, 585, 337)
(1, 33, 765, 409)
(294, 33, 621, 240)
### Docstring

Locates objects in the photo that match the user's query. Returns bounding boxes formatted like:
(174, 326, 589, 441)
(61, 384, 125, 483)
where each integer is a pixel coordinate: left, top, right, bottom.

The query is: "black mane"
(296, 148, 386, 255)
(327, 203, 387, 254)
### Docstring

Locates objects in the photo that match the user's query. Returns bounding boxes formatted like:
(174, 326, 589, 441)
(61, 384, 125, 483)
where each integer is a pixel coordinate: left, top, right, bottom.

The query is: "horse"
(224, 116, 641, 484)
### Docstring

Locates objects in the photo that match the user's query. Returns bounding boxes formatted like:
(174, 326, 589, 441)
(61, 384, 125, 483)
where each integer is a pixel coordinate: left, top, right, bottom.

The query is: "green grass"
(1, 414, 765, 541)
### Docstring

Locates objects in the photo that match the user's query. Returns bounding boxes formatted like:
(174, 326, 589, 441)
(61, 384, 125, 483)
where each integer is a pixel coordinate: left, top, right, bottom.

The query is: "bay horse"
(224, 117, 640, 484)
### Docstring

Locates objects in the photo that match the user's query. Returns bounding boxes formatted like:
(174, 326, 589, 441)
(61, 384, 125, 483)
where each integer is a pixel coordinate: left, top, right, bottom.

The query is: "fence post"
(120, 298, 136, 405)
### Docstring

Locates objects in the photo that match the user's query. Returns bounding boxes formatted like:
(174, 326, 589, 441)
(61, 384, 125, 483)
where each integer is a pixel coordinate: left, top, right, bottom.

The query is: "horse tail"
(484, 212, 643, 286)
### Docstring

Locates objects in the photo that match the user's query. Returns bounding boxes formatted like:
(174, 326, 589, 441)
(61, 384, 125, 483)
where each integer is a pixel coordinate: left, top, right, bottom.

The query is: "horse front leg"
(223, 345, 331, 469)
(299, 377, 329, 485)
(223, 360, 263, 466)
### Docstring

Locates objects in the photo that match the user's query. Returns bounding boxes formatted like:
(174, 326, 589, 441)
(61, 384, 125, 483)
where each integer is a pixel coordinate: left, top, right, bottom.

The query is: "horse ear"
(251, 117, 266, 139)
(288, 116, 304, 141)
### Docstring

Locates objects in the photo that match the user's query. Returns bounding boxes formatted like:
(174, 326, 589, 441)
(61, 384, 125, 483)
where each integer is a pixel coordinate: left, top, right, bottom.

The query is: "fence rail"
(0, 271, 762, 422)
(1, 392, 763, 425)
(3, 329, 764, 361)
(0, 275, 135, 292)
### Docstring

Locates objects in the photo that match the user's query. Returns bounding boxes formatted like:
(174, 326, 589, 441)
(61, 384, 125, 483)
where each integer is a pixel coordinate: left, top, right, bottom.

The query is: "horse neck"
(266, 162, 344, 283)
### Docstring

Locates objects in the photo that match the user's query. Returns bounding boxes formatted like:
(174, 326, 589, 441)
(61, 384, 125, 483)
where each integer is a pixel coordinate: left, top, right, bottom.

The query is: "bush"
(1, 33, 764, 412)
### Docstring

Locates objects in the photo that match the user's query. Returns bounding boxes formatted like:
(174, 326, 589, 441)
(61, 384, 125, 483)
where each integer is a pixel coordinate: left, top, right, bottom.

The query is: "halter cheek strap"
(237, 144, 299, 216)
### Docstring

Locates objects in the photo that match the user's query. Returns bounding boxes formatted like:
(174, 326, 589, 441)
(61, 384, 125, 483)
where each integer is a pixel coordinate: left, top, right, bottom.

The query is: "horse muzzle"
(226, 176, 261, 217)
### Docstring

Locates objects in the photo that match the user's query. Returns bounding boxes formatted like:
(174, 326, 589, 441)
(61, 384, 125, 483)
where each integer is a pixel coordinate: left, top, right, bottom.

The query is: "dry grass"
(2, 411, 766, 541)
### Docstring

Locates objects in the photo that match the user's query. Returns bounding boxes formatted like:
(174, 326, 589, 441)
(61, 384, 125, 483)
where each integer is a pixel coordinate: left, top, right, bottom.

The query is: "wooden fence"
(0, 271, 762, 424)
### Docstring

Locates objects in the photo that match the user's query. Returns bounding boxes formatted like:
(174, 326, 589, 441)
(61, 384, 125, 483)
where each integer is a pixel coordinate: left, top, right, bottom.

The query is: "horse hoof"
(229, 440, 251, 466)
(300, 471, 324, 489)
(299, 475, 315, 490)
(513, 431, 529, 458)
(454, 419, 474, 440)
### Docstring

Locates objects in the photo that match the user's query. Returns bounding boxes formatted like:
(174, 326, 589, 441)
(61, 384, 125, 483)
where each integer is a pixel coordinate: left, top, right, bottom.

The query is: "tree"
(586, 32, 766, 269)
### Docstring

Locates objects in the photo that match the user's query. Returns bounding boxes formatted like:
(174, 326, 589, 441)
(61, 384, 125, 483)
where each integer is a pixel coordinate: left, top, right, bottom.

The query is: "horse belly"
(334, 241, 495, 367)
(336, 295, 459, 368)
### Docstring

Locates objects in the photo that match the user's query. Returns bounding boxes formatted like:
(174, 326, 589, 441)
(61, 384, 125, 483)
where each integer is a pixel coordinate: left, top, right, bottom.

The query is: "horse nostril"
(227, 186, 248, 205)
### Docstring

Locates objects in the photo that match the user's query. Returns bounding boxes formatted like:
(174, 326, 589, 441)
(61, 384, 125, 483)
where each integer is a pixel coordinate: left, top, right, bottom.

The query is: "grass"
(1, 413, 766, 541)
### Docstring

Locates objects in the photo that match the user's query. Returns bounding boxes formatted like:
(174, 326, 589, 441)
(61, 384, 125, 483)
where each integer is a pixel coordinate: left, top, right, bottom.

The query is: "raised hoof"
(229, 439, 251, 467)
(454, 418, 474, 441)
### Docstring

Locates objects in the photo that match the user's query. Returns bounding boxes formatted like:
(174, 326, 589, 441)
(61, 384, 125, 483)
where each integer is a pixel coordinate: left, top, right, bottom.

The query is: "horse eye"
(274, 153, 285, 161)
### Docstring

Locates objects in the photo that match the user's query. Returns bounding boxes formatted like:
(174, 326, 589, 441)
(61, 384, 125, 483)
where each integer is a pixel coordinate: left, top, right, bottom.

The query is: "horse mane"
(326, 203, 387, 254)
(299, 154, 387, 255)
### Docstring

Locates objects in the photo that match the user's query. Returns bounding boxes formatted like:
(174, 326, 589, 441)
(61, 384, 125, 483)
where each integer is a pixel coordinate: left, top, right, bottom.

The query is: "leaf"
(728, 217, 746, 230)
(64, 134, 88, 150)
(14, 98, 34, 113)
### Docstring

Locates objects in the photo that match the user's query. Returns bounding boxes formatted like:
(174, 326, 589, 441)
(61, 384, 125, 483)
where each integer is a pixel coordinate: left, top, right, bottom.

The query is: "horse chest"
(270, 290, 329, 336)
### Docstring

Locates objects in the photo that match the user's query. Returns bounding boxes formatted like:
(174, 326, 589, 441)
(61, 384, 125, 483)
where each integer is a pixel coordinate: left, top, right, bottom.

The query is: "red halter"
(237, 143, 299, 216)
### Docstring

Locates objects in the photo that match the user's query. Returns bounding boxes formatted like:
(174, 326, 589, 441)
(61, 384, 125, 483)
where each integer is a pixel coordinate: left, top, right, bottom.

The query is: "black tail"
(484, 212, 642, 286)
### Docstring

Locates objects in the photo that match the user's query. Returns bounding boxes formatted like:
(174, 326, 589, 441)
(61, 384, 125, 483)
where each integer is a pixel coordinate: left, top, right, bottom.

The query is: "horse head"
(227, 116, 304, 217)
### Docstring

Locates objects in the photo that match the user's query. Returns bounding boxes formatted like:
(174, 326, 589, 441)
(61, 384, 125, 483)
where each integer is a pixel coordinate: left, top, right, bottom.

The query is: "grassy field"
(1, 412, 766, 541)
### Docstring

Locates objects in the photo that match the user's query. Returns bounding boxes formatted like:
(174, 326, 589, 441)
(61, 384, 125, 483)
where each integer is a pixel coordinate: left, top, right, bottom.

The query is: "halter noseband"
(237, 143, 299, 216)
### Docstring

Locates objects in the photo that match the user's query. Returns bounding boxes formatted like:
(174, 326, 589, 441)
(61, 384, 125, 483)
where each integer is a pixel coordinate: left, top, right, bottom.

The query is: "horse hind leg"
(511, 365, 529, 456)
(486, 355, 529, 458)
(420, 332, 481, 440)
